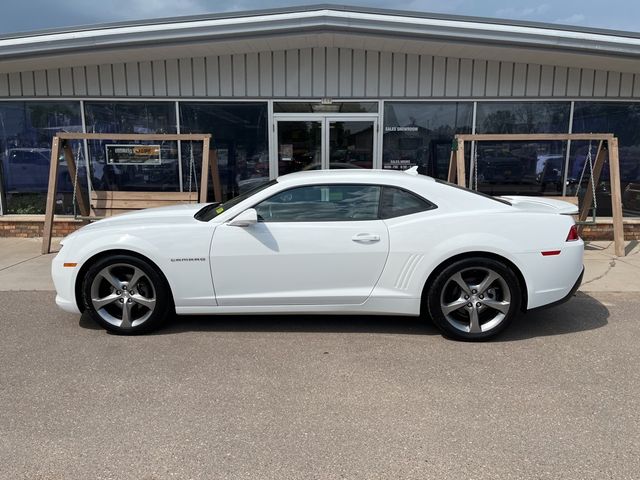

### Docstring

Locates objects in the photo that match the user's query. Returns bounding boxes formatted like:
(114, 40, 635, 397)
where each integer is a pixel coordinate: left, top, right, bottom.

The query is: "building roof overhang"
(1, 4, 640, 74)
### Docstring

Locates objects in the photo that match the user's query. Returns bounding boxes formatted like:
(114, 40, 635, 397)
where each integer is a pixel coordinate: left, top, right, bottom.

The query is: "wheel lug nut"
(476, 302, 482, 308)
(464, 295, 469, 300)
(467, 303, 473, 308)
(116, 290, 121, 295)
(472, 290, 477, 294)
(119, 298, 124, 303)
(479, 294, 484, 299)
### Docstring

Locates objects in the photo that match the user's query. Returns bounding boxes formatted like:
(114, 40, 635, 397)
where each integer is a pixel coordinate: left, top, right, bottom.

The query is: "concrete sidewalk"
(0, 237, 639, 292)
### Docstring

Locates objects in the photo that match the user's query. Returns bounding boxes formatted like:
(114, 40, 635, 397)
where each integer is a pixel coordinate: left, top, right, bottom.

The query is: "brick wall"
(580, 222, 640, 241)
(0, 217, 86, 238)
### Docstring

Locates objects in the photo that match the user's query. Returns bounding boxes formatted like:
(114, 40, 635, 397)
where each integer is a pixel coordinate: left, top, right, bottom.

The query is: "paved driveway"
(1, 290, 638, 479)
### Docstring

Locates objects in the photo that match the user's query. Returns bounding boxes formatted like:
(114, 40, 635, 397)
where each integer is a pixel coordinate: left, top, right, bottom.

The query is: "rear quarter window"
(379, 186, 436, 219)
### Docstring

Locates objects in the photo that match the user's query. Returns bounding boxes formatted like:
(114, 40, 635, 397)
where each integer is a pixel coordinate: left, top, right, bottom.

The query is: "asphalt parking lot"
(1, 289, 639, 480)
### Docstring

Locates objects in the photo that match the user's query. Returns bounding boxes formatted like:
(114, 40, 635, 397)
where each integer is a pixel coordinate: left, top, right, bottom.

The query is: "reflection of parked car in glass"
(2, 148, 75, 192)
(476, 152, 538, 195)
(623, 183, 640, 216)
(329, 149, 372, 168)
(535, 154, 564, 192)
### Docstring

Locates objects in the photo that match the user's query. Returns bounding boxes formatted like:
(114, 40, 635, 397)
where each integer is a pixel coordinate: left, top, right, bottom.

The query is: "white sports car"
(52, 169, 584, 341)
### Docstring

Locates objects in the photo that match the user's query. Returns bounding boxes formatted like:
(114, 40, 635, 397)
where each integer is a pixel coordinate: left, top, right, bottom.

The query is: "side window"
(380, 186, 435, 219)
(255, 184, 381, 222)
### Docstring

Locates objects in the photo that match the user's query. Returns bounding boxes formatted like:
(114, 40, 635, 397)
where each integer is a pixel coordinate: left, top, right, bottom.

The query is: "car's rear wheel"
(426, 257, 521, 341)
(82, 254, 173, 334)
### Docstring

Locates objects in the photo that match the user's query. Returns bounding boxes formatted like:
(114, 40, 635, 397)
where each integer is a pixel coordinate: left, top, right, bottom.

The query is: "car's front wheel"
(82, 254, 173, 334)
(426, 257, 522, 341)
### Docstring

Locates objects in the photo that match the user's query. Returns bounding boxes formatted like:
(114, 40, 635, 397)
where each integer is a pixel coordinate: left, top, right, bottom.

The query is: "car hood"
(500, 196, 579, 215)
(68, 203, 208, 237)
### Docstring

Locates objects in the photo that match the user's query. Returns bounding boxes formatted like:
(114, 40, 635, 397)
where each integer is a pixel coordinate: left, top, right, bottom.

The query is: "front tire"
(426, 257, 521, 341)
(82, 254, 173, 334)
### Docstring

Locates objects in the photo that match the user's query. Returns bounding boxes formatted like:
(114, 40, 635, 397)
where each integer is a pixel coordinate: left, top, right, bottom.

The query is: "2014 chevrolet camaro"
(52, 169, 584, 341)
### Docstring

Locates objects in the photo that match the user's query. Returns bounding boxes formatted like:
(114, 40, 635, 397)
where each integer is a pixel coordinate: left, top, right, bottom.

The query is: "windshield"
(435, 179, 512, 206)
(195, 179, 278, 222)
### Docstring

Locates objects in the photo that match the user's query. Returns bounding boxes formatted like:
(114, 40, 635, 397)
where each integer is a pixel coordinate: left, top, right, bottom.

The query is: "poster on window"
(280, 144, 293, 161)
(105, 144, 162, 165)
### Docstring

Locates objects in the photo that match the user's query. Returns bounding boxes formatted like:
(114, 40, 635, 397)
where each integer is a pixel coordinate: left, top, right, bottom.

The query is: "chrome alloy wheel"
(89, 263, 157, 329)
(439, 267, 511, 334)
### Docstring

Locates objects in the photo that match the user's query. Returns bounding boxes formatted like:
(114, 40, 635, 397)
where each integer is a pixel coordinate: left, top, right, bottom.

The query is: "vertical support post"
(456, 139, 466, 187)
(42, 136, 61, 255)
(62, 141, 90, 217)
(577, 141, 606, 229)
(608, 137, 625, 257)
(210, 149, 222, 203)
(199, 136, 211, 203)
(447, 148, 456, 183)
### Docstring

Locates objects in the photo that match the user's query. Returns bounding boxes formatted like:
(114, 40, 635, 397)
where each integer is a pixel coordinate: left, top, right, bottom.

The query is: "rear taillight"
(566, 225, 579, 242)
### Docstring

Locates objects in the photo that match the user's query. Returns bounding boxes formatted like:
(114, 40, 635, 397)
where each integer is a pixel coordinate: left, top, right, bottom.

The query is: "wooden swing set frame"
(447, 133, 626, 257)
(42, 132, 218, 254)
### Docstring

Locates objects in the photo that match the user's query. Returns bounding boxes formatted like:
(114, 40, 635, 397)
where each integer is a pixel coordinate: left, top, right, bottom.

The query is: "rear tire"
(82, 254, 173, 335)
(426, 257, 521, 341)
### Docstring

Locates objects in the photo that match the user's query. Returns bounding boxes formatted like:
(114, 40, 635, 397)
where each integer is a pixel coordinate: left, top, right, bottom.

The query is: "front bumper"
(51, 245, 81, 314)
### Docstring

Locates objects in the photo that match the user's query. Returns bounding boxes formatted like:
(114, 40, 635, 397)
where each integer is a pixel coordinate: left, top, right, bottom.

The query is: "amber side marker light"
(63, 263, 78, 268)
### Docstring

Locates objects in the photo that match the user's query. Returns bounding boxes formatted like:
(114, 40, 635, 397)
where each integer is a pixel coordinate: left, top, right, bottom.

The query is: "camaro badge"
(170, 258, 206, 262)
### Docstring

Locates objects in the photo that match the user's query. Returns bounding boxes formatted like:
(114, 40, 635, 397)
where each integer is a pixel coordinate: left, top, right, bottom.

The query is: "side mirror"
(228, 208, 258, 227)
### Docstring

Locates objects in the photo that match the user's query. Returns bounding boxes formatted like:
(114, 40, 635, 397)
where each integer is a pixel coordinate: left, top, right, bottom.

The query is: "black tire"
(426, 257, 522, 341)
(81, 254, 173, 335)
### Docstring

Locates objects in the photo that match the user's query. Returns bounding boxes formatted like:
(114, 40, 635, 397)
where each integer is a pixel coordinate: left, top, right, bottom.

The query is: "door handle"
(352, 233, 380, 243)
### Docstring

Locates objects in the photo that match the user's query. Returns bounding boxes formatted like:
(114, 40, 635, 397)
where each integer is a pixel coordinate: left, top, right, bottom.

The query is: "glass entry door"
(275, 117, 377, 175)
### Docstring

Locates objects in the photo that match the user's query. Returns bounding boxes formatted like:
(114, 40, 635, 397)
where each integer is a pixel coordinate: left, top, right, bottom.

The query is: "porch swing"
(42, 132, 213, 254)
(447, 132, 626, 257)
(467, 138, 598, 223)
(69, 140, 199, 220)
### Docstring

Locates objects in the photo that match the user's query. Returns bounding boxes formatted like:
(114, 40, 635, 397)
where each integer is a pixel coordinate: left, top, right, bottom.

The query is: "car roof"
(277, 169, 437, 186)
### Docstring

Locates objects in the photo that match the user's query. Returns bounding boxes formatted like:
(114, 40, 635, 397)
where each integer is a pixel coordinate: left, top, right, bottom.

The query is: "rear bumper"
(528, 266, 583, 312)
(515, 241, 584, 309)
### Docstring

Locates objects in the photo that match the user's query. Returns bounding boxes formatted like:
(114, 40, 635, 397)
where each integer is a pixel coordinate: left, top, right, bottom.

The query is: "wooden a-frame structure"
(42, 132, 216, 254)
(447, 133, 626, 257)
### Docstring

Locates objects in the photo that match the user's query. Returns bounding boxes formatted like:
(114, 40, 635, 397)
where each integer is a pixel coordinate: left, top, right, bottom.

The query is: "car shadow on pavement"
(157, 313, 441, 336)
(497, 292, 609, 342)
(79, 291, 610, 340)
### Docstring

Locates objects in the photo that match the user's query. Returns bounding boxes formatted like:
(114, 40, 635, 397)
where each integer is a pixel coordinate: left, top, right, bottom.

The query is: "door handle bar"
(352, 233, 380, 243)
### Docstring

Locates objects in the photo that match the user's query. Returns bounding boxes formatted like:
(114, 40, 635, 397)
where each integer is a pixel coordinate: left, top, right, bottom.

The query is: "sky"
(0, 0, 638, 35)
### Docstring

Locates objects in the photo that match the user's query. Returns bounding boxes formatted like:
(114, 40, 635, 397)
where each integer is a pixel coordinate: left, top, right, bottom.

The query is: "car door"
(210, 183, 389, 306)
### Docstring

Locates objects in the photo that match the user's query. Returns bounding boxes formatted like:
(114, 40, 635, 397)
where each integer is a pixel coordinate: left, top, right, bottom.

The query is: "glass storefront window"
(383, 102, 473, 178)
(474, 102, 571, 196)
(571, 102, 640, 216)
(0, 101, 82, 214)
(179, 102, 269, 200)
(84, 102, 179, 193)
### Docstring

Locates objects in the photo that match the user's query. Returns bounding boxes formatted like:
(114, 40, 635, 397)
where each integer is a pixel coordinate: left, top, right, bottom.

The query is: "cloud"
(554, 13, 587, 25)
(495, 4, 551, 18)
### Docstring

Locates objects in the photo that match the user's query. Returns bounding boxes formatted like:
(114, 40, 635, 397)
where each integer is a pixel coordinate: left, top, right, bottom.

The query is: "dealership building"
(1, 4, 640, 231)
